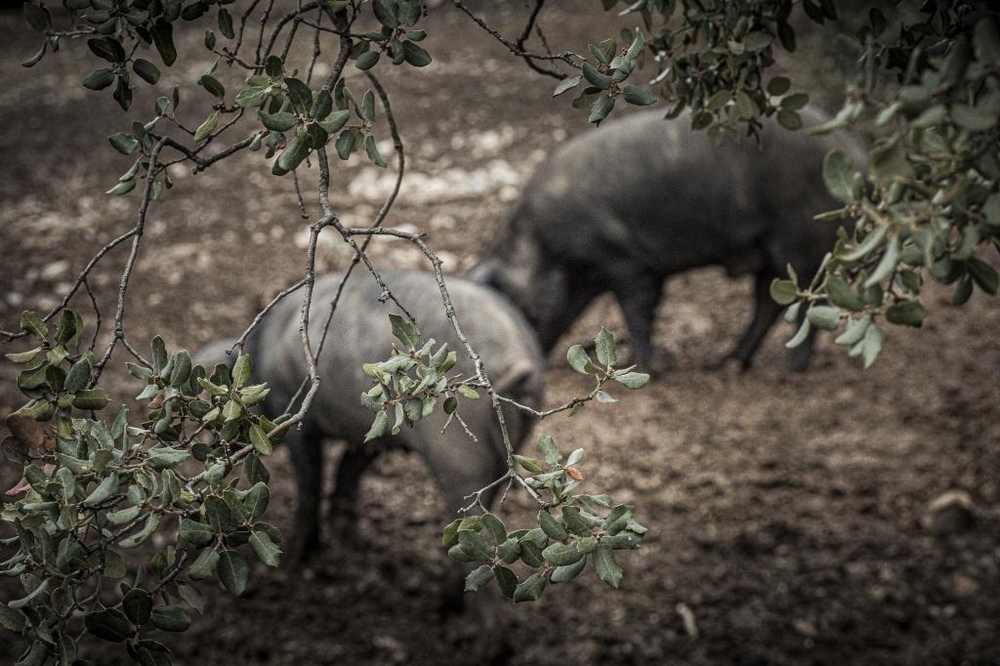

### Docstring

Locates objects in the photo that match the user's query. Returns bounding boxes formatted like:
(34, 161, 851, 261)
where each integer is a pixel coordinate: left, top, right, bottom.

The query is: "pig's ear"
(465, 259, 500, 287)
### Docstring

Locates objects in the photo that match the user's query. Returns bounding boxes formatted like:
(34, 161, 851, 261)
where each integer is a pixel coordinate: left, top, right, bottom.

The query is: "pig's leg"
(431, 434, 512, 663)
(720, 271, 783, 369)
(286, 426, 324, 563)
(328, 445, 378, 541)
(611, 271, 665, 373)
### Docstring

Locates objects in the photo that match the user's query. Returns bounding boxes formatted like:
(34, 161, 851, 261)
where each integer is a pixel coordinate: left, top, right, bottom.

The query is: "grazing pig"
(470, 107, 865, 372)
(196, 269, 544, 563)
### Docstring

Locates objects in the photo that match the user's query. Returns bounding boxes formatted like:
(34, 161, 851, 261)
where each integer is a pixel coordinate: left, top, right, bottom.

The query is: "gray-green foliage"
(766, 5, 1000, 367)
(363, 323, 649, 602)
(2, 311, 282, 664)
(561, 1, 998, 366)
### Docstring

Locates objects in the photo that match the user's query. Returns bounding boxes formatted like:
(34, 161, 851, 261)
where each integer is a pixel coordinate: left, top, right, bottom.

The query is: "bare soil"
(2, 2, 999, 665)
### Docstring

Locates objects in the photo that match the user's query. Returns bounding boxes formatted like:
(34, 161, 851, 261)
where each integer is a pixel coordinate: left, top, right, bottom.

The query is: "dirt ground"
(2, 2, 999, 665)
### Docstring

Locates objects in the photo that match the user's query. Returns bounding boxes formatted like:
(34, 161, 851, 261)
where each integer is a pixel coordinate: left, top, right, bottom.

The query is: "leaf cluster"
(774, 8, 1000, 367)
(443, 435, 647, 603)
(2, 310, 282, 665)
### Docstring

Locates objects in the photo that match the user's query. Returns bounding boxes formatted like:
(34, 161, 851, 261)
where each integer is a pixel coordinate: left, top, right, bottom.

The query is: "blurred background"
(1, 1, 999, 663)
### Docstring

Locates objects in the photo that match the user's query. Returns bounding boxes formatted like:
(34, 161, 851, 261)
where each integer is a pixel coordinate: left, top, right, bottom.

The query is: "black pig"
(197, 269, 544, 561)
(470, 108, 864, 372)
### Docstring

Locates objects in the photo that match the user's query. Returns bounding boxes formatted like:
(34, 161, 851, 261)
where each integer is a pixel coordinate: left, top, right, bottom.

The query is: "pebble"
(922, 490, 976, 535)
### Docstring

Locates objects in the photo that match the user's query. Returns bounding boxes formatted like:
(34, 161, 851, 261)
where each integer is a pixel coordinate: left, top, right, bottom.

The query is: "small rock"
(372, 634, 408, 664)
(949, 573, 980, 597)
(675, 602, 698, 638)
(792, 618, 818, 638)
(923, 490, 976, 535)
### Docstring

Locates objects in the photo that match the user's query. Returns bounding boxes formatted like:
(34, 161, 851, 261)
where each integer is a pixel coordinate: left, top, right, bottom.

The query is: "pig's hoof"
(705, 354, 749, 373)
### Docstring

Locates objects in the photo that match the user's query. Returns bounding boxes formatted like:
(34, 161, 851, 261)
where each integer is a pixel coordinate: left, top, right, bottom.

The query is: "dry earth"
(1, 2, 999, 665)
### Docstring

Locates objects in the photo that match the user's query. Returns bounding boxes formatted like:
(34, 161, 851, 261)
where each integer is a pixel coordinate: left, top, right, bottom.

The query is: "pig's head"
(468, 233, 581, 353)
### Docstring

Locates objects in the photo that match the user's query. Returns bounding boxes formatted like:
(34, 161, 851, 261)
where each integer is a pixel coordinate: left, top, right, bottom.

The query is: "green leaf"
(249, 423, 273, 455)
(612, 371, 648, 389)
(84, 609, 132, 642)
(594, 327, 617, 366)
(217, 549, 249, 595)
(20, 311, 47, 339)
(356, 50, 380, 70)
(108, 131, 139, 156)
(72, 388, 110, 410)
(582, 62, 612, 90)
(968, 258, 999, 295)
(388, 312, 419, 349)
(566, 344, 593, 374)
(514, 455, 543, 473)
(372, 0, 398, 29)
(951, 103, 998, 132)
(464, 564, 494, 592)
(285, 77, 313, 113)
(863, 237, 901, 288)
(199, 75, 226, 99)
(553, 74, 582, 97)
(87, 36, 126, 63)
(519, 538, 545, 567)
(458, 529, 492, 562)
(776, 108, 802, 130)
(805, 305, 840, 331)
(194, 110, 220, 142)
(133, 59, 160, 85)
(561, 506, 593, 537)
(249, 530, 282, 567)
(767, 77, 791, 96)
(274, 132, 311, 175)
(538, 509, 567, 541)
(493, 565, 518, 599)
(537, 434, 561, 465)
(457, 385, 480, 400)
(83, 67, 115, 91)
(589, 95, 615, 124)
(542, 542, 585, 567)
(150, 605, 190, 632)
(622, 85, 656, 106)
(550, 556, 588, 583)
(82, 473, 117, 505)
(825, 276, 865, 311)
(885, 300, 926, 327)
(187, 547, 219, 581)
(235, 86, 270, 108)
(365, 135, 388, 168)
(218, 7, 234, 39)
(784, 317, 811, 349)
(318, 109, 351, 134)
(834, 316, 870, 346)
(861, 323, 884, 369)
(179, 519, 215, 548)
(364, 410, 390, 443)
(822, 149, 859, 205)
(402, 40, 432, 67)
(150, 21, 176, 66)
(119, 512, 161, 548)
(0, 603, 25, 632)
(839, 225, 887, 263)
(593, 545, 623, 588)
(231, 353, 252, 388)
(335, 129, 358, 160)
(769, 278, 798, 305)
(122, 588, 153, 626)
(513, 573, 546, 602)
(23, 2, 51, 31)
